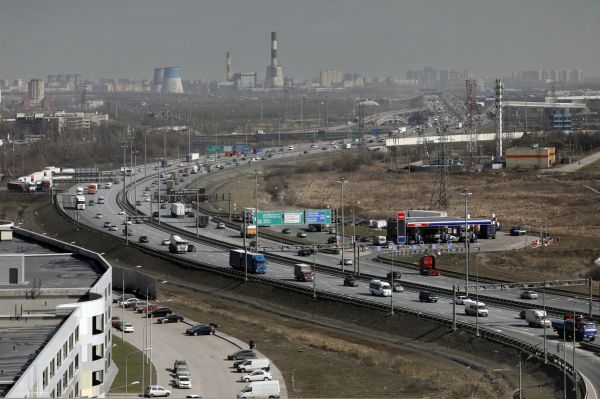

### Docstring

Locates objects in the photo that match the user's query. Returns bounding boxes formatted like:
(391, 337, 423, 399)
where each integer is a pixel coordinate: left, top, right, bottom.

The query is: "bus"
(75, 195, 86, 210)
(169, 235, 189, 253)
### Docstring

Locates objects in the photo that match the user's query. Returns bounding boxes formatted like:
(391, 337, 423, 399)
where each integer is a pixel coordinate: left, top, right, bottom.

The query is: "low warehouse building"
(506, 146, 555, 168)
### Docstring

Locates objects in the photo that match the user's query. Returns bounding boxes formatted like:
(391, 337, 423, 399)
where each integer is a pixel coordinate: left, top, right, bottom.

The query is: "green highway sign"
(283, 210, 304, 225)
(257, 211, 283, 226)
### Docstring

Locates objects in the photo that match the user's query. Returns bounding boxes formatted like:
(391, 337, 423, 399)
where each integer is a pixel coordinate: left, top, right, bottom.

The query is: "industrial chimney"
(265, 31, 284, 88)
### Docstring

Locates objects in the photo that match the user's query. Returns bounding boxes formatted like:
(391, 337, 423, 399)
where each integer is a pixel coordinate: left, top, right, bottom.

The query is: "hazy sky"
(2, 0, 600, 81)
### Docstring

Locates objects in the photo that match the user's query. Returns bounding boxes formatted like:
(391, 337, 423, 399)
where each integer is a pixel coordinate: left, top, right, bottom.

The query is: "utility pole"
(337, 178, 348, 271)
(460, 189, 472, 293)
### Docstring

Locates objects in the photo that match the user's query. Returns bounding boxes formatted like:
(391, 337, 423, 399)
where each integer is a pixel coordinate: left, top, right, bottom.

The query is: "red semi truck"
(419, 255, 441, 276)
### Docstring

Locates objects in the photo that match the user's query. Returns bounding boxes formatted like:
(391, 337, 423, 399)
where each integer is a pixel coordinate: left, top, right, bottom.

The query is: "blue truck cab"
(552, 315, 597, 341)
(229, 249, 268, 274)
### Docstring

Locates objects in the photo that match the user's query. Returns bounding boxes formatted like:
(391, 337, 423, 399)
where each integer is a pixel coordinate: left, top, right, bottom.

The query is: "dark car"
(360, 236, 371, 242)
(297, 248, 314, 257)
(327, 237, 338, 244)
(111, 316, 121, 328)
(186, 324, 215, 336)
(419, 291, 438, 303)
(387, 271, 402, 281)
(510, 226, 527, 236)
(139, 235, 149, 243)
(158, 314, 184, 324)
(227, 349, 257, 361)
(148, 307, 173, 318)
(343, 275, 359, 287)
(282, 228, 292, 235)
(187, 244, 197, 252)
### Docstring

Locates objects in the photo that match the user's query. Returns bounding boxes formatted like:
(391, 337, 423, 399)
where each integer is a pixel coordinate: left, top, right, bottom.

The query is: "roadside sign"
(207, 145, 222, 154)
(257, 211, 283, 226)
(397, 211, 406, 220)
(283, 210, 304, 225)
(305, 209, 331, 224)
(397, 236, 406, 244)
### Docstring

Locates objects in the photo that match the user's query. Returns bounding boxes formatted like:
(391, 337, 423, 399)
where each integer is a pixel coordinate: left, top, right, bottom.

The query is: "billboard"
(222, 145, 233, 152)
(207, 145, 223, 154)
(234, 144, 249, 153)
(305, 209, 331, 224)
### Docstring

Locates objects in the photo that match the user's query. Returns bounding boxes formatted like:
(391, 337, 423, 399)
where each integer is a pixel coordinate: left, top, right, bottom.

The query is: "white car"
(145, 197, 151, 202)
(144, 385, 171, 397)
(122, 322, 134, 333)
(287, 145, 294, 150)
(340, 259, 353, 266)
(109, 225, 118, 231)
(455, 295, 470, 305)
(95, 213, 103, 219)
(217, 222, 226, 229)
(162, 239, 171, 246)
(118, 210, 126, 215)
(240, 370, 272, 382)
(176, 375, 192, 389)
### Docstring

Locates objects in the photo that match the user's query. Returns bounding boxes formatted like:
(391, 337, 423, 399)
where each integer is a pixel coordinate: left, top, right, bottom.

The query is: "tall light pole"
(125, 350, 144, 397)
(253, 169, 262, 249)
(156, 158, 163, 225)
(121, 144, 128, 201)
(145, 280, 167, 387)
(460, 189, 472, 293)
(144, 130, 147, 178)
(337, 178, 348, 271)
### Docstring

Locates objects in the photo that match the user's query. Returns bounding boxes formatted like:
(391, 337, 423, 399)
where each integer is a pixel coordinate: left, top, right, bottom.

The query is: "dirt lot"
(0, 189, 571, 398)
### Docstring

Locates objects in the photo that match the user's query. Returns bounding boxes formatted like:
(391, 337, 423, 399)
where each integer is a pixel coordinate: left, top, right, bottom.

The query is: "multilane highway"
(59, 140, 600, 398)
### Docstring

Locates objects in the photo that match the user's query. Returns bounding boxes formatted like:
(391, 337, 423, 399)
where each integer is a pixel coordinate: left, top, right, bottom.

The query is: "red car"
(137, 304, 159, 314)
(343, 275, 359, 287)
(111, 316, 121, 328)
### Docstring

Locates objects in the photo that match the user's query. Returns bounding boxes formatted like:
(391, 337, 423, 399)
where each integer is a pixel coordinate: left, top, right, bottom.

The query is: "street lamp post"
(145, 280, 167, 386)
(125, 350, 145, 397)
(337, 178, 348, 272)
(460, 189, 472, 293)
(253, 169, 262, 249)
(156, 158, 163, 225)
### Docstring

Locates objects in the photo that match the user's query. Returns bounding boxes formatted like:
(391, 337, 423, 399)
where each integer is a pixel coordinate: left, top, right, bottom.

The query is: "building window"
(69, 334, 74, 351)
(75, 382, 79, 397)
(74, 354, 79, 370)
(42, 368, 48, 388)
(92, 370, 103, 386)
(109, 282, 111, 292)
(75, 326, 79, 342)
(50, 389, 55, 398)
(56, 350, 62, 368)
(92, 314, 104, 335)
(57, 382, 62, 398)
(62, 373, 67, 390)
(92, 344, 104, 361)
(69, 362, 73, 379)
(50, 359, 55, 378)
(63, 342, 68, 359)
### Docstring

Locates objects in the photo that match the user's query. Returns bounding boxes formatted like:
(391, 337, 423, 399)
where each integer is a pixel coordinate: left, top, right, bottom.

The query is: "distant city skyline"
(1, 0, 599, 81)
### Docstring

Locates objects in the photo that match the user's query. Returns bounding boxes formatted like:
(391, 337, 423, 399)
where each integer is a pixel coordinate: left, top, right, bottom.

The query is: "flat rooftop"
(0, 234, 104, 396)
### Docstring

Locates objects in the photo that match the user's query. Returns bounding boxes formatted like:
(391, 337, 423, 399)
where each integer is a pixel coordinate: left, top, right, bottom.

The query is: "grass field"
(110, 335, 157, 394)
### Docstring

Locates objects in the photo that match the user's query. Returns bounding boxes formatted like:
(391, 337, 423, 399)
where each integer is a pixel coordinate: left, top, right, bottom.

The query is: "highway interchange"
(59, 137, 600, 398)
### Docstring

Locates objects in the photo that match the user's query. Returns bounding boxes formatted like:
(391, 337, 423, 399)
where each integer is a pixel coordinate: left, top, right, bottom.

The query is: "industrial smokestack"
(225, 51, 231, 82)
(271, 31, 278, 67)
(161, 67, 184, 94)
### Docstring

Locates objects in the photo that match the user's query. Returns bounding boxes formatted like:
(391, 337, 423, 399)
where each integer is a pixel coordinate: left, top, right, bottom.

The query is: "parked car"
(241, 370, 272, 382)
(343, 275, 359, 287)
(510, 226, 527, 236)
(111, 316, 121, 328)
(122, 322, 134, 333)
(419, 291, 438, 303)
(138, 304, 160, 313)
(296, 231, 307, 238)
(144, 385, 171, 397)
(282, 228, 292, 234)
(521, 290, 538, 300)
(186, 324, 215, 336)
(149, 307, 172, 318)
(227, 349, 257, 361)
(139, 235, 149, 243)
(121, 298, 140, 308)
(158, 314, 184, 324)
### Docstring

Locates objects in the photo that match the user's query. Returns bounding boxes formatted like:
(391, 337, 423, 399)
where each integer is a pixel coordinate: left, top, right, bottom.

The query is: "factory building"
(506, 146, 556, 169)
(232, 72, 257, 89)
(0, 224, 116, 398)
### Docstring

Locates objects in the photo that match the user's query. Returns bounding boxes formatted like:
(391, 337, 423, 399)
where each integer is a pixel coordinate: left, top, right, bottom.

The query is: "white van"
(369, 279, 392, 297)
(464, 301, 488, 317)
(373, 236, 387, 245)
(237, 358, 270, 373)
(237, 380, 280, 399)
(104, 182, 112, 189)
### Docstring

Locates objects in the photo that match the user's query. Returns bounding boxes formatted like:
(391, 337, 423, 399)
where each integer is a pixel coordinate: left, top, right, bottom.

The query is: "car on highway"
(227, 349, 257, 361)
(387, 271, 402, 281)
(391, 282, 404, 293)
(186, 324, 215, 336)
(282, 228, 292, 234)
(145, 186, 151, 191)
(216, 222, 226, 229)
(162, 239, 171, 246)
(122, 322, 134, 333)
(158, 314, 184, 324)
(510, 226, 527, 236)
(297, 248, 314, 257)
(455, 295, 470, 305)
(94, 212, 103, 219)
(187, 244, 197, 252)
(241, 370, 272, 382)
(118, 210, 126, 215)
(176, 375, 192, 389)
(139, 235, 149, 243)
(327, 237, 338, 245)
(144, 385, 171, 397)
(88, 200, 94, 206)
(109, 225, 118, 231)
(339, 259, 353, 266)
(521, 290, 538, 300)
(419, 291, 438, 303)
(103, 221, 112, 228)
(287, 145, 294, 150)
(296, 231, 307, 238)
(343, 275, 359, 287)
(145, 197, 151, 202)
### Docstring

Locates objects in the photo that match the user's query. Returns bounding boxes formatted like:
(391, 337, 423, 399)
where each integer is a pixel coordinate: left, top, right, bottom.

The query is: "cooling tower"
(153, 68, 164, 93)
(161, 67, 184, 93)
(265, 31, 284, 88)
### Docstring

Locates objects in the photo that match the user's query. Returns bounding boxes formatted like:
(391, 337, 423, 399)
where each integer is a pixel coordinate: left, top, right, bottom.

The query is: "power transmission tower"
(430, 134, 451, 209)
(466, 79, 478, 170)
